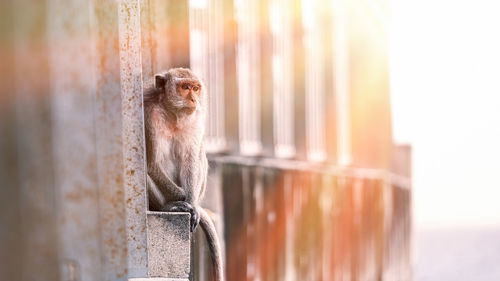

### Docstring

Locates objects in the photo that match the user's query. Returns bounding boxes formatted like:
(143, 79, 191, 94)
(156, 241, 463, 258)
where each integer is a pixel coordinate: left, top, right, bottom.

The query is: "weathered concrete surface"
(147, 212, 191, 279)
(118, 0, 149, 277)
(128, 277, 189, 281)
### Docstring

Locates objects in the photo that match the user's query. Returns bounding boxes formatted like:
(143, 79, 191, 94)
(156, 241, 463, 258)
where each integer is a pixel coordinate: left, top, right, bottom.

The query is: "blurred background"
(391, 0, 500, 280)
(0, 0, 498, 280)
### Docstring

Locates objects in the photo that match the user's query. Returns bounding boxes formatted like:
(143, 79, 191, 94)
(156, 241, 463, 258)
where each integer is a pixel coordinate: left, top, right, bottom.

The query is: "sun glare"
(390, 0, 500, 228)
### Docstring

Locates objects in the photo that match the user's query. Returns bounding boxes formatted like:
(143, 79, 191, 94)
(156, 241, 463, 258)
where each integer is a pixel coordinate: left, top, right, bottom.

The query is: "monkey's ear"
(155, 74, 166, 89)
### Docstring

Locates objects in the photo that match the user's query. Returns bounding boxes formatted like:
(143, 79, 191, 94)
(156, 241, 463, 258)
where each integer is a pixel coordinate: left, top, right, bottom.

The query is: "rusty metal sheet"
(92, 0, 129, 280)
(48, 0, 101, 280)
(11, 0, 60, 280)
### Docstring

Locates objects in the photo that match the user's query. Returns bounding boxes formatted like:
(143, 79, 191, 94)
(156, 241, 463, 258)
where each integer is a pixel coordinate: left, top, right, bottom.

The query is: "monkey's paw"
(162, 201, 200, 232)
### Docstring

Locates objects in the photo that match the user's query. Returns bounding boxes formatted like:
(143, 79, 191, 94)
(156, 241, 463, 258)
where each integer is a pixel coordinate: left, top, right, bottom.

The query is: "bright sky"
(389, 0, 500, 228)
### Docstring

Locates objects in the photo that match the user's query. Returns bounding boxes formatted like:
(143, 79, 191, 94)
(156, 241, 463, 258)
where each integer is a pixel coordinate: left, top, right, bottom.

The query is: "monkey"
(143, 68, 223, 281)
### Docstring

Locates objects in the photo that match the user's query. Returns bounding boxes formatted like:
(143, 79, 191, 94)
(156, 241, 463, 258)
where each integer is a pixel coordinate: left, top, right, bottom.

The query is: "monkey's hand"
(162, 201, 200, 232)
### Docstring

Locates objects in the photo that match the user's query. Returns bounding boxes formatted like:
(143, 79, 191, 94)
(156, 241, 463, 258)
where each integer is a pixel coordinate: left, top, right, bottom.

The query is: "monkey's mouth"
(182, 100, 197, 114)
(182, 106, 196, 114)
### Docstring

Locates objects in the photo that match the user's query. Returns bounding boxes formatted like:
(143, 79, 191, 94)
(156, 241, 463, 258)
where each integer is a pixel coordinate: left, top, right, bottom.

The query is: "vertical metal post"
(139, 0, 154, 81)
(0, 3, 22, 279)
(189, 0, 227, 153)
(302, 0, 327, 162)
(235, 0, 262, 156)
(283, 173, 296, 281)
(333, 0, 352, 166)
(148, 0, 171, 72)
(320, 175, 334, 281)
(270, 0, 295, 159)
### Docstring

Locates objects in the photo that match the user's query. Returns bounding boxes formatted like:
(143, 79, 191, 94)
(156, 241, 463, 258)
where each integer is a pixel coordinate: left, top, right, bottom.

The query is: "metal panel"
(47, 0, 101, 279)
(12, 1, 60, 280)
(235, 0, 262, 156)
(0, 8, 19, 281)
(92, 0, 129, 279)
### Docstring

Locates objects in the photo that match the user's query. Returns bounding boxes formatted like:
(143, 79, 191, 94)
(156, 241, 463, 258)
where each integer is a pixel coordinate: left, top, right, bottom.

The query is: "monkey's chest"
(158, 144, 182, 188)
(158, 139, 193, 188)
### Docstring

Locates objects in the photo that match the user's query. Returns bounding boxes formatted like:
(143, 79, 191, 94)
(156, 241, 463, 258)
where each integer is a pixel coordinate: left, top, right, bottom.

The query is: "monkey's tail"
(198, 208, 224, 281)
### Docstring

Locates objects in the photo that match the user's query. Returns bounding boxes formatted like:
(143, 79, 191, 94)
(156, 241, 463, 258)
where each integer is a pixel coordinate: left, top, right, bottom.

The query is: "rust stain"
(64, 187, 96, 203)
(115, 175, 123, 185)
(105, 237, 116, 246)
(110, 247, 117, 259)
(117, 269, 127, 279)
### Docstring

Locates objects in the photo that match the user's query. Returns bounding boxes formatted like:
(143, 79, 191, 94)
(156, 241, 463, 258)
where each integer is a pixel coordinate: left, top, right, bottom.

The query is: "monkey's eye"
(181, 84, 189, 90)
(193, 86, 199, 92)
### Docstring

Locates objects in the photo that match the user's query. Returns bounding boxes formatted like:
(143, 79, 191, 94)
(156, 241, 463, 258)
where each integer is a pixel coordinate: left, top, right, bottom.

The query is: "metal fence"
(208, 157, 411, 281)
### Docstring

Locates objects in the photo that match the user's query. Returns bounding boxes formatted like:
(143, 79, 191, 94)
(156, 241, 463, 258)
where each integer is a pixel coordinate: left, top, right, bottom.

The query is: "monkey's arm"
(147, 161, 186, 207)
(171, 145, 207, 231)
(147, 163, 200, 231)
(179, 145, 208, 204)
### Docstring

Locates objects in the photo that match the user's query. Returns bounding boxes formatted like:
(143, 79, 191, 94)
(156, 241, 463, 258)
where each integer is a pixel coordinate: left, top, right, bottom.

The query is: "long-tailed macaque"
(144, 68, 222, 281)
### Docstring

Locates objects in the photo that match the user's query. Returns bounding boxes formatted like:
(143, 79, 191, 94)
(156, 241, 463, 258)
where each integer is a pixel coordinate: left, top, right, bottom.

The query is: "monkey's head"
(154, 68, 205, 115)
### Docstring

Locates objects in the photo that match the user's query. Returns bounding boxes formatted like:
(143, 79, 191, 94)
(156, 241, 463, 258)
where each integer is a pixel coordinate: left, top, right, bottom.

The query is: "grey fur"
(144, 68, 223, 281)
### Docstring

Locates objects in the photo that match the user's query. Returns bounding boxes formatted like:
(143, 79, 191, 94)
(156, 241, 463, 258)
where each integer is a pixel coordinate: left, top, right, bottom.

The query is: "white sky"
(389, 0, 500, 228)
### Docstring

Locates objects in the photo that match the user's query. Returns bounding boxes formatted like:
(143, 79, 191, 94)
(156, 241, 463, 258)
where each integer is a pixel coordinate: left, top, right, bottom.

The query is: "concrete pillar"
(117, 0, 149, 278)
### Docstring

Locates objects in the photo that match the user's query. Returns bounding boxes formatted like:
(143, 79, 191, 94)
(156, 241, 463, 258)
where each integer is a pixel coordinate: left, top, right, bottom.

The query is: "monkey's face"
(176, 81, 202, 112)
(155, 69, 205, 115)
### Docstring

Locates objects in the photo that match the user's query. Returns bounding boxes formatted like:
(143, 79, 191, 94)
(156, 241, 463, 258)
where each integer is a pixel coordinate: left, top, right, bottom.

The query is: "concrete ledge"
(146, 212, 191, 278)
(128, 277, 189, 281)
